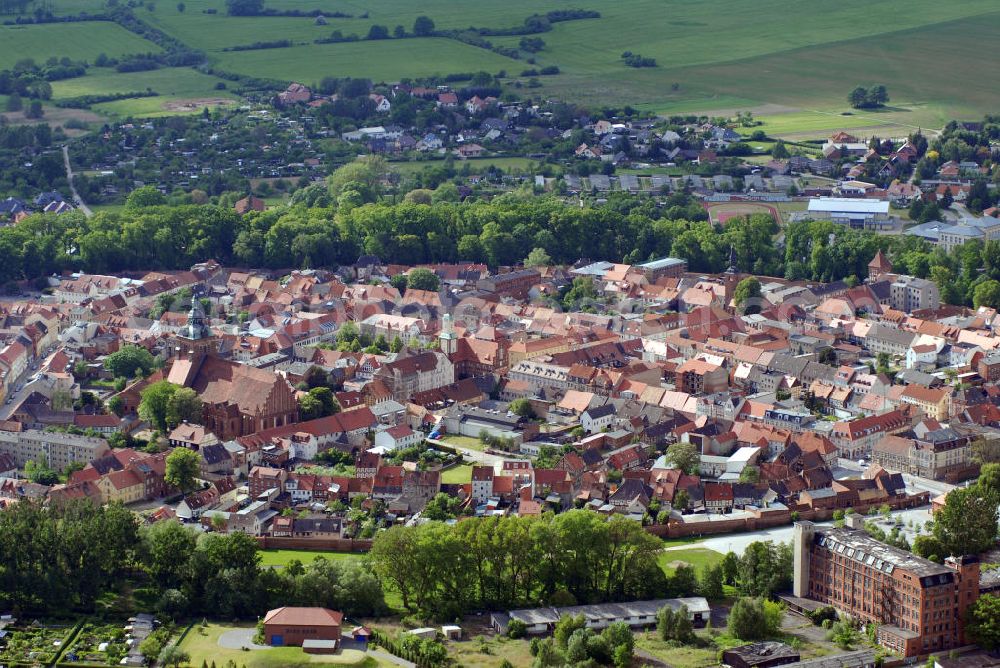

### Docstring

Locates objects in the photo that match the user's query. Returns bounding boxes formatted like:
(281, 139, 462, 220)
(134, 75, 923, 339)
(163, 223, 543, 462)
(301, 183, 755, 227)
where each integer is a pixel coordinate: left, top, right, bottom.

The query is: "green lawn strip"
(259, 548, 362, 568)
(440, 462, 473, 484)
(657, 547, 724, 575)
(435, 434, 485, 451)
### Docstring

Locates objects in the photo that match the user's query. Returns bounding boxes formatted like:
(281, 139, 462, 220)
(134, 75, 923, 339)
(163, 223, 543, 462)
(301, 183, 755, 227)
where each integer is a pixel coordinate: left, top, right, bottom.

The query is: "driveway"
(217, 629, 269, 650)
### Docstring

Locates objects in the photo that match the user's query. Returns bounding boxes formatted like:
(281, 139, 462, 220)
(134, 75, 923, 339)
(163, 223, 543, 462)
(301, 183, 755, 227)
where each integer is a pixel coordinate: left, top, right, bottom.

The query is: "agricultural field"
(9, 0, 1000, 129)
(179, 623, 383, 668)
(0, 22, 158, 70)
(50, 67, 238, 117)
(211, 38, 517, 84)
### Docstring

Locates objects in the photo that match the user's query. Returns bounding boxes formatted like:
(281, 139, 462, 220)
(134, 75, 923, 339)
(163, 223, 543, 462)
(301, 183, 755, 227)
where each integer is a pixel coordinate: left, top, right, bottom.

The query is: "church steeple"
(439, 313, 457, 355)
(183, 295, 208, 341)
(726, 245, 739, 274)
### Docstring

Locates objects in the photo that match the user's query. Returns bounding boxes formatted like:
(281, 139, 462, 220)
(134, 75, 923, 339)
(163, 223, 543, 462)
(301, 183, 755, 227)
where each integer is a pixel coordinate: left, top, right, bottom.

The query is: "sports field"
(0, 22, 160, 70)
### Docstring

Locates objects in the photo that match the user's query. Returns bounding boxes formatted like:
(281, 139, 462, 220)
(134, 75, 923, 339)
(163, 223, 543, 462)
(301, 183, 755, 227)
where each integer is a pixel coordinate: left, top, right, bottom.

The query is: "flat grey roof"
(638, 257, 686, 270)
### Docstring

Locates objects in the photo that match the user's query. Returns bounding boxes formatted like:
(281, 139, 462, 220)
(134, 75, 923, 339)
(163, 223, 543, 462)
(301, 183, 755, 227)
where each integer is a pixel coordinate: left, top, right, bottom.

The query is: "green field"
(11, 0, 1000, 132)
(0, 22, 160, 70)
(50, 67, 238, 117)
(657, 547, 724, 575)
(259, 549, 363, 568)
(435, 434, 486, 451)
(212, 38, 518, 84)
(179, 623, 383, 668)
(441, 463, 473, 484)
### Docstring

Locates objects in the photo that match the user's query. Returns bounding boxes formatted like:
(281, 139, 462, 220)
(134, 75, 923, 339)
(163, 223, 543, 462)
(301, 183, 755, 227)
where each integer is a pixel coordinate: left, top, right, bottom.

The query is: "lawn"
(179, 623, 383, 668)
(435, 434, 486, 452)
(446, 634, 535, 668)
(635, 633, 719, 668)
(657, 547, 724, 576)
(0, 22, 159, 70)
(441, 463, 473, 485)
(211, 38, 519, 84)
(259, 549, 362, 568)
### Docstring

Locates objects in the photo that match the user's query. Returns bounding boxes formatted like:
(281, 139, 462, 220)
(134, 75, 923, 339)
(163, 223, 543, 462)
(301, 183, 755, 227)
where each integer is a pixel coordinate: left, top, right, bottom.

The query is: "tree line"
(5, 157, 1000, 308)
(368, 510, 794, 621)
(0, 500, 386, 619)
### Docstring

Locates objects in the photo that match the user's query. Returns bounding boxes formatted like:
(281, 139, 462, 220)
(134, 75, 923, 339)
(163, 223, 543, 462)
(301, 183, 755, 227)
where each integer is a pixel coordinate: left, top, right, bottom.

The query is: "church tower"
(439, 313, 457, 356)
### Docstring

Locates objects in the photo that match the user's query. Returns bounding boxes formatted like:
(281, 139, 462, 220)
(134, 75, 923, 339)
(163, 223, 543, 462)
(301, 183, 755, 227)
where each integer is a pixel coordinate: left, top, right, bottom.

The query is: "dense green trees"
(369, 511, 666, 620)
(0, 502, 386, 619)
(663, 441, 699, 475)
(298, 386, 340, 420)
(164, 447, 200, 493)
(728, 597, 785, 640)
(848, 85, 889, 109)
(406, 267, 440, 292)
(966, 594, 1000, 650)
(733, 276, 762, 314)
(2, 166, 998, 309)
(0, 501, 138, 613)
(928, 483, 999, 558)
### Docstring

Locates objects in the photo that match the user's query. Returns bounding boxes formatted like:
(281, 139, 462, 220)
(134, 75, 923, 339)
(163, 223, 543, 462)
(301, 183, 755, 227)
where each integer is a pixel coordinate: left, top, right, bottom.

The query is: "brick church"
(166, 354, 298, 440)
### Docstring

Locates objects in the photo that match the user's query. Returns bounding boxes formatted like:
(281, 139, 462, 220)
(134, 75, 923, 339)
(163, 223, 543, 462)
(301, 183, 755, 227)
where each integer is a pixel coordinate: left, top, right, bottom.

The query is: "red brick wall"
(257, 536, 373, 551)
(263, 623, 341, 646)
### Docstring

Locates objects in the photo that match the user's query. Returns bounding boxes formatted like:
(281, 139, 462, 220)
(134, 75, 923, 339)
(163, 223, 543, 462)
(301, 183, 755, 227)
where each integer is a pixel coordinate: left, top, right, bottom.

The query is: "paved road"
(62, 145, 92, 217)
(368, 649, 416, 668)
(217, 629, 269, 650)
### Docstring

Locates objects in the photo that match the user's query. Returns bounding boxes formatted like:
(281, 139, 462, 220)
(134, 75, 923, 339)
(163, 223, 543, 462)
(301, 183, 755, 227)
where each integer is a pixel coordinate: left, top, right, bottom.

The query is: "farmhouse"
(807, 198, 890, 229)
(262, 607, 343, 647)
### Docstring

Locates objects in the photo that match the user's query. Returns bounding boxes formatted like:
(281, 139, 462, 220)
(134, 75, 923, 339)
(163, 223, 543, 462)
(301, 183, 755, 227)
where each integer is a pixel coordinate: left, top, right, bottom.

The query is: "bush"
(507, 618, 527, 639)
(807, 606, 838, 627)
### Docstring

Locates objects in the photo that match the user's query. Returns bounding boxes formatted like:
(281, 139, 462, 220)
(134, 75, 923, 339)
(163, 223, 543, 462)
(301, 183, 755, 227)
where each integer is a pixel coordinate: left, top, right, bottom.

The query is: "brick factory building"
(792, 521, 979, 657)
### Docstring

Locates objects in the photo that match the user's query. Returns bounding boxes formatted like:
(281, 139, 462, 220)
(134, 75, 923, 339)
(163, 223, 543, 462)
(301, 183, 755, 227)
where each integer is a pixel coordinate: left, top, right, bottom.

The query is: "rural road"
(62, 145, 93, 217)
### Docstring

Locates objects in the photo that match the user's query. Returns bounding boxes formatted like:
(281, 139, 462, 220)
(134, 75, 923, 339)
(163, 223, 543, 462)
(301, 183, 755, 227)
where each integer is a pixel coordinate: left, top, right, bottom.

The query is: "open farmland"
(0, 22, 160, 70)
(50, 67, 238, 117)
(7, 0, 1000, 128)
(211, 38, 519, 84)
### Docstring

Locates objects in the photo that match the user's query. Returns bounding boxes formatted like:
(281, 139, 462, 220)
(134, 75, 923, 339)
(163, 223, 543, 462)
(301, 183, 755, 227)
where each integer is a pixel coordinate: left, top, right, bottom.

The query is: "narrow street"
(62, 145, 93, 217)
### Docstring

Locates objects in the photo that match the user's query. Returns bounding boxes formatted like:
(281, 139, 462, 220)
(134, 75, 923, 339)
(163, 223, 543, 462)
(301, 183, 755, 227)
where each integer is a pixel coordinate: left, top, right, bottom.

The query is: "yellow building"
(900, 385, 951, 421)
(508, 336, 571, 366)
(96, 469, 144, 505)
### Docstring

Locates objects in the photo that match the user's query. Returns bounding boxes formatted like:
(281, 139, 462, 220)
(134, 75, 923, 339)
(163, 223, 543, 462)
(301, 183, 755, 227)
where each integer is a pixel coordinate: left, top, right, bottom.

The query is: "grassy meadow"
(0, 22, 159, 70)
(211, 38, 518, 83)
